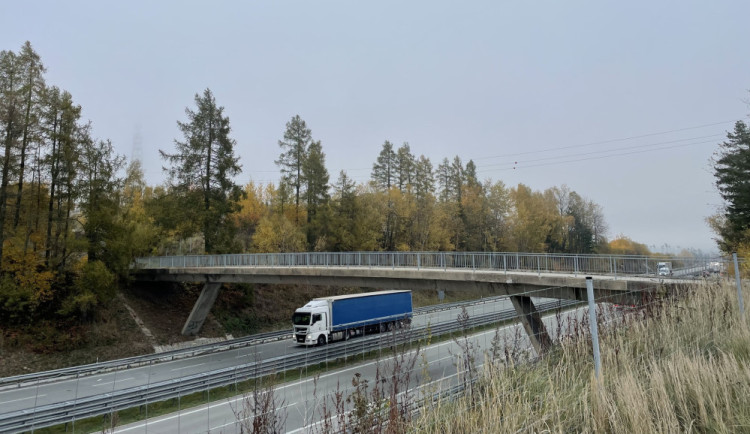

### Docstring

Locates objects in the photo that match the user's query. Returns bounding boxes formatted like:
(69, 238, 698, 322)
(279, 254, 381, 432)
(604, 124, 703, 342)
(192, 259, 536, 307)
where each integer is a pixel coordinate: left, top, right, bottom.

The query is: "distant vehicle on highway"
(292, 290, 413, 346)
(657, 262, 673, 276)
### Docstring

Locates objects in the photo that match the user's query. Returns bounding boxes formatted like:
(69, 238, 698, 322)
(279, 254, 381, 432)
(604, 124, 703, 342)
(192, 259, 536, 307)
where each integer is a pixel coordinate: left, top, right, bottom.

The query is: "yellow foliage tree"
(251, 214, 306, 253)
(507, 184, 559, 252)
(232, 182, 269, 251)
(608, 235, 652, 256)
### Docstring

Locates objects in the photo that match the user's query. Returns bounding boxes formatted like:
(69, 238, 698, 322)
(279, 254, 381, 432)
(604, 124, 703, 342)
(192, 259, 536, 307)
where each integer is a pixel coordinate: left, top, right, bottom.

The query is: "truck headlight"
(306, 335, 313, 341)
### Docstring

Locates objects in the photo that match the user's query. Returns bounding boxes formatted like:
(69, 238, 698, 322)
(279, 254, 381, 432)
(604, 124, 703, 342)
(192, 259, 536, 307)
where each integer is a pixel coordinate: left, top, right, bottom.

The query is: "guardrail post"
(503, 254, 507, 275)
(586, 277, 602, 380)
(442, 252, 446, 271)
(733, 252, 745, 323)
(574, 255, 579, 277)
(417, 252, 421, 270)
(472, 254, 475, 272)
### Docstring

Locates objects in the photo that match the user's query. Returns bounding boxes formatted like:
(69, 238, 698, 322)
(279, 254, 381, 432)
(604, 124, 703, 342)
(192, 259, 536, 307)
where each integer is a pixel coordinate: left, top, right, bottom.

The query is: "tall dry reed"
(413, 280, 750, 433)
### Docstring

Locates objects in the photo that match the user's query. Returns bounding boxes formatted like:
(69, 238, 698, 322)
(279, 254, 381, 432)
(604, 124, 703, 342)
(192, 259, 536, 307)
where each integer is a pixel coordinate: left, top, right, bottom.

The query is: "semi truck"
(292, 290, 413, 346)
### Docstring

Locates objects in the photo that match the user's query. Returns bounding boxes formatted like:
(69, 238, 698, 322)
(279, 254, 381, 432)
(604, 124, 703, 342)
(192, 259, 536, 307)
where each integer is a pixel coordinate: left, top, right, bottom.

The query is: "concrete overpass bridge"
(133, 251, 707, 354)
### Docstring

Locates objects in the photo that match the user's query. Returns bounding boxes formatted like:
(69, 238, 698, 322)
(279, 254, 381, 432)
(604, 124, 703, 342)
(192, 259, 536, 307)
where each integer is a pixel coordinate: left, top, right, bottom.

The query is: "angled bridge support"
(510, 295, 552, 355)
(182, 282, 221, 336)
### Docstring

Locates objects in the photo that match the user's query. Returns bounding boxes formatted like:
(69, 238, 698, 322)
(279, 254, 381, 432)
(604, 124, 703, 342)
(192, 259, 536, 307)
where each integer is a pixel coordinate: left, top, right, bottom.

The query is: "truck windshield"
(292, 312, 311, 326)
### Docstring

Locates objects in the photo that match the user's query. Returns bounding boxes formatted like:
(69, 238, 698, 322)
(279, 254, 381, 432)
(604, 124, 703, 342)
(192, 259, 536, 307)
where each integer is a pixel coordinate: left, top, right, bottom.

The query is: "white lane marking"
(213, 400, 300, 431)
(91, 377, 135, 387)
(170, 363, 205, 372)
(0, 394, 47, 404)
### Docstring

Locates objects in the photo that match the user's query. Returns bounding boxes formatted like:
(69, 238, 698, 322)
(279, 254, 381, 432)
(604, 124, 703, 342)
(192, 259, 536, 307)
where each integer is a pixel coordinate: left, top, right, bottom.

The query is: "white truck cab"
(293, 299, 337, 346)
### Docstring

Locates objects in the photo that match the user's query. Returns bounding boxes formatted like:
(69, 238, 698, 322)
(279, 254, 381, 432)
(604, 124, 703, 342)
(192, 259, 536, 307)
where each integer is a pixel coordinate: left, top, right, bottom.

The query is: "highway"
(111, 302, 592, 433)
(0, 295, 574, 431)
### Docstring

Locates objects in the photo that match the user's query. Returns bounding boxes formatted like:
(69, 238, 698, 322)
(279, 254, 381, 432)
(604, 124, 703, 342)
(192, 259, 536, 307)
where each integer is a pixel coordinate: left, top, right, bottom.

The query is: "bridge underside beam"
(182, 282, 221, 336)
(510, 295, 552, 355)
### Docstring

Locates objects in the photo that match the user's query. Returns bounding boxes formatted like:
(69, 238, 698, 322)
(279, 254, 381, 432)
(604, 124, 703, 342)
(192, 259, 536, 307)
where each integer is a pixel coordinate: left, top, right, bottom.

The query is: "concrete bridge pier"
(182, 282, 221, 335)
(510, 295, 552, 355)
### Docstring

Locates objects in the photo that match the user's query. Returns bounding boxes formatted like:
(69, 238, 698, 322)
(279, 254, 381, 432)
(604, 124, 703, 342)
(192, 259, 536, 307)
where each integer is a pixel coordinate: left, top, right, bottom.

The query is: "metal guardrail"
(0, 299, 581, 432)
(0, 295, 508, 390)
(134, 251, 729, 278)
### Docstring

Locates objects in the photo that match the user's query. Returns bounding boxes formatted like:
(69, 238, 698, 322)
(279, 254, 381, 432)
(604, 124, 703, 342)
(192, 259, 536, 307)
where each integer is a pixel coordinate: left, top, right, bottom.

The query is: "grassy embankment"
(412, 279, 750, 433)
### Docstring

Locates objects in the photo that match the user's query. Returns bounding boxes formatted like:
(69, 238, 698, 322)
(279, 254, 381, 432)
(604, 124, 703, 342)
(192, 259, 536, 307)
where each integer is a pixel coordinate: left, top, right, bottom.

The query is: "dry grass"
(413, 280, 750, 433)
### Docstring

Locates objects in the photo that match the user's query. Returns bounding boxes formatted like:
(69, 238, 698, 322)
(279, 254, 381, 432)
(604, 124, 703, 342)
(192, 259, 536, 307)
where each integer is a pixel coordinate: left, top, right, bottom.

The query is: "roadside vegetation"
(411, 279, 750, 433)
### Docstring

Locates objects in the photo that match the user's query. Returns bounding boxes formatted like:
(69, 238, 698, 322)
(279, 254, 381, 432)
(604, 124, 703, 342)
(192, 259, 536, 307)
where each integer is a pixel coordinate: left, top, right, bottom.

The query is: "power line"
(477, 134, 722, 170)
(473, 120, 736, 161)
(478, 139, 717, 173)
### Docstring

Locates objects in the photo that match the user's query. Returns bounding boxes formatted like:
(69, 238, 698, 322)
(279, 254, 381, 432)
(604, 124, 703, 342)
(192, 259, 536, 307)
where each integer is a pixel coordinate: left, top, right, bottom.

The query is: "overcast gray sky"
(2, 1, 748, 253)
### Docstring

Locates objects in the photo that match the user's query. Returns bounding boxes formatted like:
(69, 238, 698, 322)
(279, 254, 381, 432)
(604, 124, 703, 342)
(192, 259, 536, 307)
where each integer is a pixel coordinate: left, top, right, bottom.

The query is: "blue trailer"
(292, 290, 413, 346)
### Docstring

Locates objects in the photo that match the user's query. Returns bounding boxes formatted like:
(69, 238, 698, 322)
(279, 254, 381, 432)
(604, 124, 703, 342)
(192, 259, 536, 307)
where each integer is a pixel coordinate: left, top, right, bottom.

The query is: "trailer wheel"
(317, 335, 327, 346)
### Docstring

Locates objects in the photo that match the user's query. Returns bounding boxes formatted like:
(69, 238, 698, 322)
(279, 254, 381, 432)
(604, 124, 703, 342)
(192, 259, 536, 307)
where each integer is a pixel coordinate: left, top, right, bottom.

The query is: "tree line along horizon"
(0, 42, 744, 332)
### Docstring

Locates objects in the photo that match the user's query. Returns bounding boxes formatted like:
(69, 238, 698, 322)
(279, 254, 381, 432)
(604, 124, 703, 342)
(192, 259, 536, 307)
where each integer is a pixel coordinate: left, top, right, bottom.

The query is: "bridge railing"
(134, 252, 729, 277)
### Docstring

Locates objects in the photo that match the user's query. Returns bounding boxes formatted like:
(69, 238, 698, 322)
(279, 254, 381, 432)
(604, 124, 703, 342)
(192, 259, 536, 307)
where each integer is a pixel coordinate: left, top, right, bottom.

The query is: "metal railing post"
(417, 253, 421, 270)
(586, 277, 602, 380)
(733, 252, 745, 323)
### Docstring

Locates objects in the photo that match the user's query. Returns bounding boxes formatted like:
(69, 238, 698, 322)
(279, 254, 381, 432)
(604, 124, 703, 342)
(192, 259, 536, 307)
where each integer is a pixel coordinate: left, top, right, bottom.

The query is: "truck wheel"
(317, 335, 326, 346)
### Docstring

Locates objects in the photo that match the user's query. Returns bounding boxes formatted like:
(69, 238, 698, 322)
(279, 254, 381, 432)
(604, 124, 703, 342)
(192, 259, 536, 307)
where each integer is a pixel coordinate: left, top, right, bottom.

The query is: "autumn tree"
(410, 155, 435, 249)
(0, 47, 21, 264)
(371, 141, 400, 250)
(13, 42, 46, 231)
(252, 214, 305, 253)
(160, 88, 243, 253)
(508, 184, 558, 252)
(609, 236, 651, 256)
(329, 171, 358, 251)
(276, 115, 311, 225)
(303, 140, 330, 248)
(44, 88, 83, 269)
(232, 181, 268, 251)
(78, 137, 125, 265)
